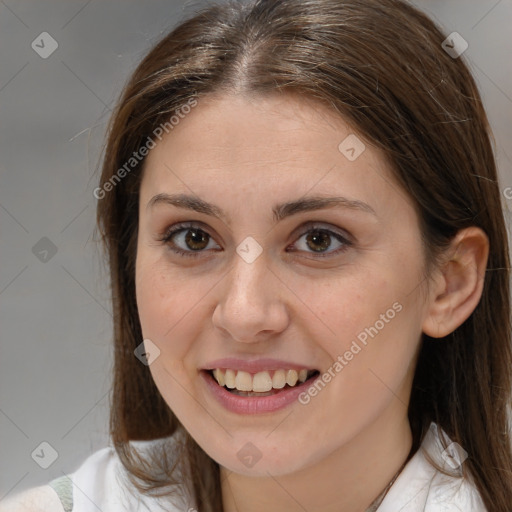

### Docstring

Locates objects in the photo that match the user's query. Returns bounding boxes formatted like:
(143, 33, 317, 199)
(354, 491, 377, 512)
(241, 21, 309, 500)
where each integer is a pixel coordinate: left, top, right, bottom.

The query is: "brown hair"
(95, 0, 512, 510)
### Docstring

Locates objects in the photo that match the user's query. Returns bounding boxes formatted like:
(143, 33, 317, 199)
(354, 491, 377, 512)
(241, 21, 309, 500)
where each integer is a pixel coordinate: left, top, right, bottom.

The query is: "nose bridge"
(212, 246, 288, 341)
(227, 249, 272, 313)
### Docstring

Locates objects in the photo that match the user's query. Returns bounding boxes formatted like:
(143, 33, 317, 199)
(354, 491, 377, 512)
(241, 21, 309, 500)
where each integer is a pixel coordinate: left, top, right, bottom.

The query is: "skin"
(135, 93, 488, 512)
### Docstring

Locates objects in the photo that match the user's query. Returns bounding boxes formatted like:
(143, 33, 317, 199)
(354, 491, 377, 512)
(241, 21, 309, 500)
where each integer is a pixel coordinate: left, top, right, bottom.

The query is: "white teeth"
(235, 370, 253, 391)
(253, 371, 273, 392)
(286, 369, 298, 386)
(211, 368, 315, 392)
(224, 369, 236, 389)
(213, 369, 225, 387)
(272, 369, 286, 389)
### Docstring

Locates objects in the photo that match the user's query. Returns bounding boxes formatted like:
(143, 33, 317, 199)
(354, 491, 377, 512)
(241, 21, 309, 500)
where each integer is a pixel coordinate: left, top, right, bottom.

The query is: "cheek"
(135, 258, 165, 337)
(301, 272, 400, 356)
(135, 250, 223, 365)
(307, 262, 423, 389)
(135, 254, 193, 355)
(135, 255, 201, 410)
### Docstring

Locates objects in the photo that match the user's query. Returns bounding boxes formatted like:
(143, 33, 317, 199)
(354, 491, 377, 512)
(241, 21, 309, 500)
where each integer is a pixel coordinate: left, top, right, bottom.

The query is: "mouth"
(205, 368, 320, 397)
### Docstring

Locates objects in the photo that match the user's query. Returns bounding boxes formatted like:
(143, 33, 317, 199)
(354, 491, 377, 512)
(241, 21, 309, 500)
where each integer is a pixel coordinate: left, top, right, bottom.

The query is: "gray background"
(1, 0, 511, 499)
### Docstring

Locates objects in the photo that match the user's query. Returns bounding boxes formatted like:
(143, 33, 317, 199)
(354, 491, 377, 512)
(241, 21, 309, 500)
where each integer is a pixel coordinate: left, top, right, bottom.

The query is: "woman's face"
(135, 93, 431, 476)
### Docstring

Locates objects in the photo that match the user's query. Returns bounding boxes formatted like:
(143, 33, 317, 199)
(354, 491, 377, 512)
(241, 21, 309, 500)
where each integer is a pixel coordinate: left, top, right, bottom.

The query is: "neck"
(220, 406, 412, 512)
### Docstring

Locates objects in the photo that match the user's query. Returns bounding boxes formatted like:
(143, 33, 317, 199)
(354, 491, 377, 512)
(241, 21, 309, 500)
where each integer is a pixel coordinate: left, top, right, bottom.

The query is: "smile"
(210, 368, 319, 395)
(200, 363, 321, 413)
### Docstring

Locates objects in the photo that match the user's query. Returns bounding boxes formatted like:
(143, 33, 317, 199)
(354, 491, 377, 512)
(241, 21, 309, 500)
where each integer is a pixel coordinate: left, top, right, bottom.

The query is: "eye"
(157, 221, 352, 259)
(157, 222, 221, 258)
(288, 223, 352, 258)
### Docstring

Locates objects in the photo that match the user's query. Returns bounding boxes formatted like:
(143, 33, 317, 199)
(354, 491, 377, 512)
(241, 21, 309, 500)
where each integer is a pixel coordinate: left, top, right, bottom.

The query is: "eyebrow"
(146, 192, 377, 223)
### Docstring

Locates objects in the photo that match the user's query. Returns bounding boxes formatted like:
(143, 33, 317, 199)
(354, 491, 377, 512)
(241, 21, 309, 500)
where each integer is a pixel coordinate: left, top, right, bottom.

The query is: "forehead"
(140, 93, 413, 221)
(146, 93, 353, 165)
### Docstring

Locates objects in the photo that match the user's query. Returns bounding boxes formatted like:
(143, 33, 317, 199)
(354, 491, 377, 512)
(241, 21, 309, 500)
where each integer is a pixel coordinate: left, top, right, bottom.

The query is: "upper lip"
(202, 358, 318, 374)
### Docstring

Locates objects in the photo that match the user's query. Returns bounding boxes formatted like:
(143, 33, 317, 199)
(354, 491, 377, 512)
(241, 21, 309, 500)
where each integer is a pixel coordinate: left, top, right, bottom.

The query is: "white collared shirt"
(1, 423, 487, 511)
(377, 423, 487, 511)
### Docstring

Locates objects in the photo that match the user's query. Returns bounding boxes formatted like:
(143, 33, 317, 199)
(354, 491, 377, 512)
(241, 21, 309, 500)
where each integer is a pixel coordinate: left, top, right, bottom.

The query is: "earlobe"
(422, 227, 489, 338)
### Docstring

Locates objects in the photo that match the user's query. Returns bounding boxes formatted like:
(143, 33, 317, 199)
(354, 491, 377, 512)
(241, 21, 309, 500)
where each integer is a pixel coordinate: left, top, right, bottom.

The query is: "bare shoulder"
(0, 485, 65, 512)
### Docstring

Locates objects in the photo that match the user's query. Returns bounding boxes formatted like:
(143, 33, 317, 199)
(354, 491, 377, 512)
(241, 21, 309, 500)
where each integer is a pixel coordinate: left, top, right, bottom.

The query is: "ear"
(422, 227, 489, 338)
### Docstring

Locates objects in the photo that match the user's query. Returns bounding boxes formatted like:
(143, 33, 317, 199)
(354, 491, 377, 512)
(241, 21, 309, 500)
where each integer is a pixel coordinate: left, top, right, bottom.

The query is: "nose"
(211, 250, 290, 343)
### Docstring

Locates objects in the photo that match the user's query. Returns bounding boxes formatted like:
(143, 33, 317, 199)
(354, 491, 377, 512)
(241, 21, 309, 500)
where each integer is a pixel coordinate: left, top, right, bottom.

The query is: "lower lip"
(200, 370, 318, 414)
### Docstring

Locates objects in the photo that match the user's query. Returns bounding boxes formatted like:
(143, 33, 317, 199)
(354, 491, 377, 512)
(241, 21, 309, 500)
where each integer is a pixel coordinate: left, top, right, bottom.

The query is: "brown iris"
(305, 229, 331, 252)
(185, 228, 210, 250)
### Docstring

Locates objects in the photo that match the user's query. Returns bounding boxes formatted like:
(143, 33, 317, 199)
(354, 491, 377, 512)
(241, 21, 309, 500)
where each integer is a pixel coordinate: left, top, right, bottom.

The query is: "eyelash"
(156, 222, 353, 259)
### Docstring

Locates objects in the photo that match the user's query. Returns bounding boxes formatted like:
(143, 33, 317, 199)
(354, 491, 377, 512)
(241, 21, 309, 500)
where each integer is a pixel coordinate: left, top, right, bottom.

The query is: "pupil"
(185, 229, 209, 250)
(306, 230, 330, 252)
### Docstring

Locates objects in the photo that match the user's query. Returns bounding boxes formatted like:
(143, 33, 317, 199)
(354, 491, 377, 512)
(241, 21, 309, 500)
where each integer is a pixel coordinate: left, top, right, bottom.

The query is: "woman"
(3, 0, 511, 510)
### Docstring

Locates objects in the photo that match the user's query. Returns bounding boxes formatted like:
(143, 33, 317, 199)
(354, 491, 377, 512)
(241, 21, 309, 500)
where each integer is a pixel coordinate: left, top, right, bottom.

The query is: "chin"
(205, 435, 319, 477)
